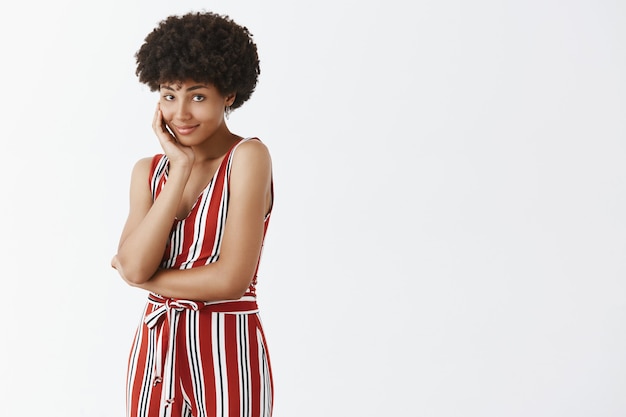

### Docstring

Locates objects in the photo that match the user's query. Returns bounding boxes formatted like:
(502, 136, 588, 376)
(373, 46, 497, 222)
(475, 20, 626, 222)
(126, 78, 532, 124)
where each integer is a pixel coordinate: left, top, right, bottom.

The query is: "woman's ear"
(226, 93, 236, 107)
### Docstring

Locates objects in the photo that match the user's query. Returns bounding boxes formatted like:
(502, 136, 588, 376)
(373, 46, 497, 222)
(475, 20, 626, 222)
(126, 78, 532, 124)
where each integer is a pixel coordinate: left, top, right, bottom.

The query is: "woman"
(111, 11, 274, 417)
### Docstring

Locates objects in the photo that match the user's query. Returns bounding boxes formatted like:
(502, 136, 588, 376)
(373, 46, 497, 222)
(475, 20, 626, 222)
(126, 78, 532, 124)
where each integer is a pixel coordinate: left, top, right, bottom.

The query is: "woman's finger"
(152, 103, 162, 133)
(153, 108, 176, 146)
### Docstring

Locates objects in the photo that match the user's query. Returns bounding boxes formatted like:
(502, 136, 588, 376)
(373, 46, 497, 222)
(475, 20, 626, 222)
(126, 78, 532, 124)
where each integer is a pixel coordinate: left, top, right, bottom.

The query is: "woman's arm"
(132, 139, 273, 301)
(112, 105, 193, 284)
(112, 157, 191, 284)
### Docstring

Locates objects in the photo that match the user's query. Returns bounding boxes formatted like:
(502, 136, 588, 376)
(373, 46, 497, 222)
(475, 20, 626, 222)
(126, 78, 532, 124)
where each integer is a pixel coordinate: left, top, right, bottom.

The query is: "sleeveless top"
(148, 137, 271, 298)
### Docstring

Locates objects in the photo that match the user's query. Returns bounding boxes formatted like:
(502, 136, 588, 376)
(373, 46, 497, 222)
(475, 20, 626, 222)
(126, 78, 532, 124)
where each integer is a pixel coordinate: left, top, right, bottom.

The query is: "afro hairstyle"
(135, 11, 260, 110)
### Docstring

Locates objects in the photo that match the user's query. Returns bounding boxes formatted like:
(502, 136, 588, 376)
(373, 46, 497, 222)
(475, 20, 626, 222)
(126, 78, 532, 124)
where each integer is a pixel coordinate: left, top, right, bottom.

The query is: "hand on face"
(152, 103, 195, 168)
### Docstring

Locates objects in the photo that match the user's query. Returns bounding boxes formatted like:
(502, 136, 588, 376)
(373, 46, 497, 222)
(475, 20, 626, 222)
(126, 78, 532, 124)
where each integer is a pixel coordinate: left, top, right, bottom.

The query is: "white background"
(1, 0, 625, 416)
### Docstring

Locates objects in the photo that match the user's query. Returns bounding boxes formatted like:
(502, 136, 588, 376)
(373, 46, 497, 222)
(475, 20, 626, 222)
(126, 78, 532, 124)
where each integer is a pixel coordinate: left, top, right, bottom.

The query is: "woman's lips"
(174, 125, 198, 135)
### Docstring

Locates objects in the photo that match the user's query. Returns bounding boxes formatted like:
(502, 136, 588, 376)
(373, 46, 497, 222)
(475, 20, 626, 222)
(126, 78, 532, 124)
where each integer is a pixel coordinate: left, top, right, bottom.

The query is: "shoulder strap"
(149, 154, 168, 201)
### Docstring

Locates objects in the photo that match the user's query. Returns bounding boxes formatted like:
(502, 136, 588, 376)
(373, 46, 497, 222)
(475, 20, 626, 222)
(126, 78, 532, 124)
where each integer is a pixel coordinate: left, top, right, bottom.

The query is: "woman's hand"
(153, 103, 195, 169)
(112, 104, 198, 286)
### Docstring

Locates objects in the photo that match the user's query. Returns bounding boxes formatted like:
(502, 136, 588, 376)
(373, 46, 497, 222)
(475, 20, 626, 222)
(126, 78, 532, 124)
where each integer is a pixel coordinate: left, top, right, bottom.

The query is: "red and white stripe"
(127, 138, 273, 416)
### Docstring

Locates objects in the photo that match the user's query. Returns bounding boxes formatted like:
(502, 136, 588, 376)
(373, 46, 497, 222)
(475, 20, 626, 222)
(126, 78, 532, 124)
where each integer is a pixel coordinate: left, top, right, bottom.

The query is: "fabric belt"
(144, 293, 259, 416)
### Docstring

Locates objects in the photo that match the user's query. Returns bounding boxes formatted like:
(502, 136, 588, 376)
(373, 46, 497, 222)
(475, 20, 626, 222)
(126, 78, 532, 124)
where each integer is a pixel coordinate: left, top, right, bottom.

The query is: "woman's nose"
(174, 102, 191, 120)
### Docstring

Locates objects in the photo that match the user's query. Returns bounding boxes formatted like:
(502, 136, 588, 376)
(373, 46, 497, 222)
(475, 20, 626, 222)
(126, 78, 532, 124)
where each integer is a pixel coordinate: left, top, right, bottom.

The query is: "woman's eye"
(192, 95, 205, 102)
(162, 95, 175, 101)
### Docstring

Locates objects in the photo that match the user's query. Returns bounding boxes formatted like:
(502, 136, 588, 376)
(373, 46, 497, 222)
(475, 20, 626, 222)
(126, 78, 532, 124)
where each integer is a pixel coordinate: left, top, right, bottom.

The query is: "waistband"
(145, 293, 259, 328)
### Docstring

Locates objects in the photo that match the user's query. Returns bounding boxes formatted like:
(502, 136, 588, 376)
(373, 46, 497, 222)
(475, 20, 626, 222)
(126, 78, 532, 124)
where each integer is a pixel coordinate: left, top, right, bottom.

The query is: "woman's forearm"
(116, 167, 190, 284)
(136, 262, 253, 302)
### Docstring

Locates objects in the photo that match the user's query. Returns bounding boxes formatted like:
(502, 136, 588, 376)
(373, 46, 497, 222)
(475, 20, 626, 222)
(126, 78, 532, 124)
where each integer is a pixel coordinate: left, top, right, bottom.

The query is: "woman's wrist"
(166, 163, 193, 183)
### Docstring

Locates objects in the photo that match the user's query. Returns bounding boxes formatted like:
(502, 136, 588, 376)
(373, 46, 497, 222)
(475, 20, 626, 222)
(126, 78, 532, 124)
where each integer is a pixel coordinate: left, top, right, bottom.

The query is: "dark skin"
(112, 80, 272, 301)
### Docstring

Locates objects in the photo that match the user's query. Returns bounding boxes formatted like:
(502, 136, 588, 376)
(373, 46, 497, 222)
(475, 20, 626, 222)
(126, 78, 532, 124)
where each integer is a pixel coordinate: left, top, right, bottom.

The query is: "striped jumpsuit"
(127, 138, 273, 417)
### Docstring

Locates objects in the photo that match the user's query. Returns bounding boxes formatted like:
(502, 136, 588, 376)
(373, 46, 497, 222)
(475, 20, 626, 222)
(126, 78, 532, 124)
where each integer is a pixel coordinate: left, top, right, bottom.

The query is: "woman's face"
(158, 80, 234, 146)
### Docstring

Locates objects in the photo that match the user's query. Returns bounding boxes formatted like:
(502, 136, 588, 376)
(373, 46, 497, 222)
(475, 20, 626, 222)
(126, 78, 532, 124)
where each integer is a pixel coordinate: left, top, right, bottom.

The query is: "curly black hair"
(135, 12, 260, 110)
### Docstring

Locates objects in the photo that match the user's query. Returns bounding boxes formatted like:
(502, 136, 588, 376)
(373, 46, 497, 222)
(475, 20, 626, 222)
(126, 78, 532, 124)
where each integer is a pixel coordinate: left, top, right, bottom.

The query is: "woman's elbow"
(221, 286, 249, 301)
(221, 273, 254, 300)
(124, 271, 152, 286)
(113, 254, 153, 285)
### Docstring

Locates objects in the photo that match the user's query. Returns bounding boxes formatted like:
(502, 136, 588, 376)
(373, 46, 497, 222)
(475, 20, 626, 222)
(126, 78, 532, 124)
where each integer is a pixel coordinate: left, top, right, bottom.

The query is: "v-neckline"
(166, 138, 244, 221)
(173, 169, 218, 221)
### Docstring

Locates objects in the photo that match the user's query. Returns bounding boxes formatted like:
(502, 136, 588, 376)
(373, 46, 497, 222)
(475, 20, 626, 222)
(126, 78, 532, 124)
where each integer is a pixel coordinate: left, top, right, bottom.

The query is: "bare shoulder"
(234, 138, 271, 161)
(130, 156, 156, 181)
(126, 157, 157, 200)
(133, 156, 156, 172)
(231, 139, 272, 173)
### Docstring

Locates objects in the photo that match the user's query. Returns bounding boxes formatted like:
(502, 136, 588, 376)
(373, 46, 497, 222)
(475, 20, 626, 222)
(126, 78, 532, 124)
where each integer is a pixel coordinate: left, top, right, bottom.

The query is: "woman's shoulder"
(232, 137, 271, 161)
(131, 154, 166, 180)
(227, 138, 272, 187)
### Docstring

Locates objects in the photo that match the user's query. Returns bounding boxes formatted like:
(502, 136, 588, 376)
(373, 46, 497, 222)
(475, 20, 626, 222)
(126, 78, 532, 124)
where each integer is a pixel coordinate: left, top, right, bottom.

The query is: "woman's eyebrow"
(186, 85, 210, 91)
(160, 84, 210, 91)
